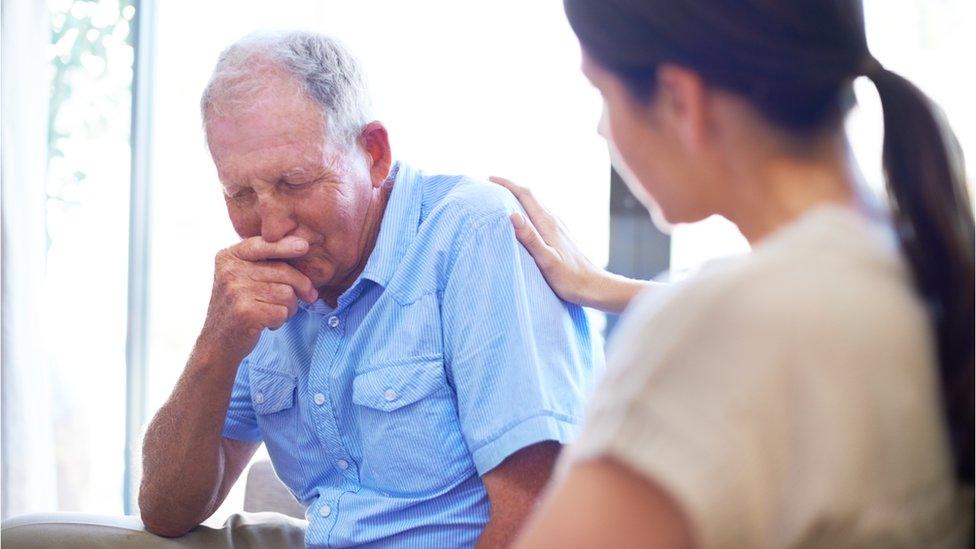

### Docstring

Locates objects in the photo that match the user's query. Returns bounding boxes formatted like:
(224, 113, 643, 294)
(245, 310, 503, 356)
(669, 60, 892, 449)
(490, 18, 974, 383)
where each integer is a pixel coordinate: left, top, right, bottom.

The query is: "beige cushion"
(243, 459, 306, 520)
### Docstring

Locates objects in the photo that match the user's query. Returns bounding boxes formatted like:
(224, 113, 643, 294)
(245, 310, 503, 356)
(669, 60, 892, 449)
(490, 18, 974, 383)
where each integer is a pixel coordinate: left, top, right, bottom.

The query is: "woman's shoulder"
(679, 208, 909, 310)
(608, 206, 929, 379)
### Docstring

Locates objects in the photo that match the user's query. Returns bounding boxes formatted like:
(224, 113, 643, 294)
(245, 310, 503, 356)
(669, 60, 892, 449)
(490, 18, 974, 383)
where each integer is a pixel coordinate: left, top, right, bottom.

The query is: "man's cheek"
(227, 208, 261, 238)
(299, 250, 337, 276)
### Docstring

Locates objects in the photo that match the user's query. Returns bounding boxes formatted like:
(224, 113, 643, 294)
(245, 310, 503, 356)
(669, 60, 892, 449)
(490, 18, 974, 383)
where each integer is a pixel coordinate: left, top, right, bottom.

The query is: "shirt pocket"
(351, 356, 475, 496)
(249, 365, 301, 493)
(250, 366, 297, 415)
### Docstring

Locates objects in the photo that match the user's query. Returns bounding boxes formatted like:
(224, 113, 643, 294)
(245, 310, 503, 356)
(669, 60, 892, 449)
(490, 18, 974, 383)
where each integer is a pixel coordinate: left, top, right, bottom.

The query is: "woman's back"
(570, 205, 969, 547)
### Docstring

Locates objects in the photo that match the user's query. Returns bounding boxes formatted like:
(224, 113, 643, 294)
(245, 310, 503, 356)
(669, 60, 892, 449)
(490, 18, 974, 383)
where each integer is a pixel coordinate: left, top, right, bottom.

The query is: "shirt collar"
(359, 161, 423, 288)
(298, 161, 422, 313)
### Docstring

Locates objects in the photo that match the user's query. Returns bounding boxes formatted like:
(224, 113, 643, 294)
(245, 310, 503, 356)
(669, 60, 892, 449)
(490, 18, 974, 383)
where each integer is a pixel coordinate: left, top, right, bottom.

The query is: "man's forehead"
(209, 116, 321, 152)
(207, 97, 324, 144)
(212, 143, 331, 184)
(216, 150, 320, 189)
(207, 109, 337, 179)
(206, 71, 328, 148)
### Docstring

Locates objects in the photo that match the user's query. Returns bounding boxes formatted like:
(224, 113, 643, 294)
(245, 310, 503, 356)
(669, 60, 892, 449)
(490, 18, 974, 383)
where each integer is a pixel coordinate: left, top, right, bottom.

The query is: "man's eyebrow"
(282, 165, 333, 181)
(282, 167, 307, 178)
(219, 180, 247, 195)
(218, 174, 245, 188)
(282, 166, 329, 181)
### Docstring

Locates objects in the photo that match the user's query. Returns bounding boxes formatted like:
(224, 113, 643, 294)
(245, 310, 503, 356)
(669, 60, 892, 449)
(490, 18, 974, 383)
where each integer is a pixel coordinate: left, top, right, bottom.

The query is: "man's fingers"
(234, 236, 309, 262)
(511, 212, 559, 268)
(249, 262, 318, 303)
(254, 302, 291, 331)
(489, 176, 559, 240)
(257, 282, 299, 319)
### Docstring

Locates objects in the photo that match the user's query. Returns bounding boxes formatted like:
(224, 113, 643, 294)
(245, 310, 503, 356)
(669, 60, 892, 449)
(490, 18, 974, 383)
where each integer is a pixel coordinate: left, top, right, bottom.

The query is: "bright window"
(41, 0, 135, 514)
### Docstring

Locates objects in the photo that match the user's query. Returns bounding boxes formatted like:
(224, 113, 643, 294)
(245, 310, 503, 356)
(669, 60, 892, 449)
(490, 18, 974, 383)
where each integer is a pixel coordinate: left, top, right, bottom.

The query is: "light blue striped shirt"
(222, 162, 602, 548)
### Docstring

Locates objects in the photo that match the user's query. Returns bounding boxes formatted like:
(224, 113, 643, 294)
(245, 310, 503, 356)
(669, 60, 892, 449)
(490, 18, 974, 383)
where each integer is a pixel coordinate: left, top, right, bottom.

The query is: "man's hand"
(199, 235, 319, 363)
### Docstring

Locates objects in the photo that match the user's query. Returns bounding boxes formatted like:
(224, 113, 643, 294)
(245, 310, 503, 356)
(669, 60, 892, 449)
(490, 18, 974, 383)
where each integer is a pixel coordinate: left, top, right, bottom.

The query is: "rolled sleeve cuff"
(222, 416, 262, 443)
(471, 412, 580, 475)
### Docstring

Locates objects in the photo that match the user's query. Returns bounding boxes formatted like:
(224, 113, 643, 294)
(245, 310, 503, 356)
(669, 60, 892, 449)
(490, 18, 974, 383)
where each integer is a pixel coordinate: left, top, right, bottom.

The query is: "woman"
(497, 1, 974, 547)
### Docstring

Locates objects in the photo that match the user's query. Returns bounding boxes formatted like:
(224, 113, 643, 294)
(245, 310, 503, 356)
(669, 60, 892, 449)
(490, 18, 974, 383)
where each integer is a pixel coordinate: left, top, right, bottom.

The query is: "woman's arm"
(490, 176, 658, 314)
(513, 457, 694, 549)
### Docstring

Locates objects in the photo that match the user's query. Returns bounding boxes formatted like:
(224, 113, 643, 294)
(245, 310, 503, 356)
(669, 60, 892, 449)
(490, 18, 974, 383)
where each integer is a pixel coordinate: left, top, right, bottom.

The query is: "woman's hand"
(490, 176, 650, 314)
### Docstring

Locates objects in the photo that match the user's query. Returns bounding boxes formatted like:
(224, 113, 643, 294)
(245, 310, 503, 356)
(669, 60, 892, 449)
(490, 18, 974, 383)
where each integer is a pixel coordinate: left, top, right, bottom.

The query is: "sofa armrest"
(1, 511, 306, 548)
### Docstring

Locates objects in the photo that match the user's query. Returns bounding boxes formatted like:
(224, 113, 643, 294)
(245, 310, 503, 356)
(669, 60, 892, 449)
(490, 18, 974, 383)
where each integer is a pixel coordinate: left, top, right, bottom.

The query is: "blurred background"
(2, 0, 973, 524)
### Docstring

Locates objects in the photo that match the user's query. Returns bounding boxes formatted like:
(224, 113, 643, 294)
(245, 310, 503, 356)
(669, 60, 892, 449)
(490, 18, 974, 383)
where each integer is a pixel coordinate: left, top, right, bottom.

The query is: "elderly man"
(137, 31, 600, 547)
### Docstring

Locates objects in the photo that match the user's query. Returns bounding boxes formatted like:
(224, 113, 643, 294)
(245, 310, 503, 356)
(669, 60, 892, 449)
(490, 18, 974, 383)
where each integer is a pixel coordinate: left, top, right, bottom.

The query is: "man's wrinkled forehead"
(212, 141, 329, 188)
(206, 86, 338, 181)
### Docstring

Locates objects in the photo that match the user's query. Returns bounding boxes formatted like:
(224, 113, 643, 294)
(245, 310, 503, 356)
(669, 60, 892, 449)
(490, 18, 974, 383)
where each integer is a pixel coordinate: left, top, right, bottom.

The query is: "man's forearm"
(478, 442, 561, 548)
(138, 343, 241, 536)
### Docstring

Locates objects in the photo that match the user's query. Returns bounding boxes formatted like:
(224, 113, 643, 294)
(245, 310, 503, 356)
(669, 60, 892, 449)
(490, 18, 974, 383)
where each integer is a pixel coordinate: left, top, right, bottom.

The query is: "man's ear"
(359, 121, 392, 187)
(656, 64, 710, 152)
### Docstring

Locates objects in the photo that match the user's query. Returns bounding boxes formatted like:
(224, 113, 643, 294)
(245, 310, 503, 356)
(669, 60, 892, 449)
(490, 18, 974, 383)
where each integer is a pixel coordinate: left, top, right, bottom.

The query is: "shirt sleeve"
(442, 213, 601, 476)
(222, 357, 263, 442)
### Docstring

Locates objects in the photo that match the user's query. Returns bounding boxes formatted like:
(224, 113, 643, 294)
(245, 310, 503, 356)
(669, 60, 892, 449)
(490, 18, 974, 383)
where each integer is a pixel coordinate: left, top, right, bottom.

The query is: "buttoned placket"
(306, 285, 368, 538)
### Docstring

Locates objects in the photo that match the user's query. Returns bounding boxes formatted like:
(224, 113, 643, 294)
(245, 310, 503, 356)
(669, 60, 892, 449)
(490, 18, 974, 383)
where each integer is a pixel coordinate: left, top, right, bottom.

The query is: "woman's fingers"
(489, 174, 644, 312)
(491, 174, 609, 306)
(511, 212, 560, 268)
(492, 174, 567, 270)
(490, 176, 559, 237)
(488, 175, 524, 196)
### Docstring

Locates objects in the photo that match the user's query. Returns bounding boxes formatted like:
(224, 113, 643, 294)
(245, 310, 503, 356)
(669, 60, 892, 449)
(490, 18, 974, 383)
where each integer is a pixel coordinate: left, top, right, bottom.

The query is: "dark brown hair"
(565, 0, 974, 483)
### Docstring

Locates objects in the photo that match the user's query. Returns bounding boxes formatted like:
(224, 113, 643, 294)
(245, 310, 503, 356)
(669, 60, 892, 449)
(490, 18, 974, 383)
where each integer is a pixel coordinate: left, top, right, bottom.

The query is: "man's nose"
(256, 196, 298, 243)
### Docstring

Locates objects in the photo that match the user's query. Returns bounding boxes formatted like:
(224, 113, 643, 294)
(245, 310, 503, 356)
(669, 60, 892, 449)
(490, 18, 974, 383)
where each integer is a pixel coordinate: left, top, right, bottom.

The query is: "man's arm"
(477, 442, 561, 548)
(138, 346, 259, 537)
(139, 236, 317, 536)
(438, 191, 600, 544)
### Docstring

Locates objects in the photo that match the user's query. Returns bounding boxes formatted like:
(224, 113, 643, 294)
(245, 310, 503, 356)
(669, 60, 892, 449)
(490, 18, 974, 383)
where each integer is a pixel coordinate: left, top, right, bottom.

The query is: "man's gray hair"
(200, 30, 372, 146)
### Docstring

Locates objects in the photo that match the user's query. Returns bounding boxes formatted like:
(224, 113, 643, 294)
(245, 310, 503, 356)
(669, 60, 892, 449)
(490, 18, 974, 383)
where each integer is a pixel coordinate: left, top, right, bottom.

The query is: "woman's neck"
(721, 133, 863, 245)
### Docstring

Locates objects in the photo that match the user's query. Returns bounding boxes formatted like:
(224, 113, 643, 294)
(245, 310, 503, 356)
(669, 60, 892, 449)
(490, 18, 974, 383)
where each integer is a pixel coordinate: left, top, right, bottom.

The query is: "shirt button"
(319, 504, 332, 518)
(327, 316, 340, 328)
(313, 393, 326, 406)
(254, 392, 265, 404)
(336, 459, 349, 470)
(383, 389, 398, 402)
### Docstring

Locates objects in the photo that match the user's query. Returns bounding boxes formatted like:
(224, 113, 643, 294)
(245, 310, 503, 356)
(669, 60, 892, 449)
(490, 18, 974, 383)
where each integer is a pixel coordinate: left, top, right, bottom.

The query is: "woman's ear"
(655, 64, 710, 152)
(359, 121, 392, 187)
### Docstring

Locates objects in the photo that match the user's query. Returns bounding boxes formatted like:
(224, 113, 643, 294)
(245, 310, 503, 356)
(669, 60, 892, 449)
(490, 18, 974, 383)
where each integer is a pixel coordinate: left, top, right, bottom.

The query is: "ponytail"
(868, 62, 975, 483)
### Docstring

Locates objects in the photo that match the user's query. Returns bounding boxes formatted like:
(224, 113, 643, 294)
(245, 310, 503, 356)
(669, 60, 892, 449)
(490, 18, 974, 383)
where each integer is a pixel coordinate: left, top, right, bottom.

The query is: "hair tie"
(859, 55, 885, 78)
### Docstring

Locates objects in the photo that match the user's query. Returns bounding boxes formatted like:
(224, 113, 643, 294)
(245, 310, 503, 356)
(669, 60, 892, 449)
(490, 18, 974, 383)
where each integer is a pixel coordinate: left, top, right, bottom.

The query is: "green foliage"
(47, 0, 134, 206)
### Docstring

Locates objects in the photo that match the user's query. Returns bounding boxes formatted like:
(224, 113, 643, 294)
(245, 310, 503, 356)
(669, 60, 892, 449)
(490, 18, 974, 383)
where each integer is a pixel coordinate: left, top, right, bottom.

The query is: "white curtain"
(1, 0, 59, 519)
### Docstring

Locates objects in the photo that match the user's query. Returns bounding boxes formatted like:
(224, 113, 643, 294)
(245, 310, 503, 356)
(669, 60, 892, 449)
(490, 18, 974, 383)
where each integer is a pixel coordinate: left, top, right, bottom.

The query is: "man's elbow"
(140, 511, 197, 538)
(139, 493, 203, 538)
